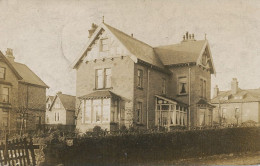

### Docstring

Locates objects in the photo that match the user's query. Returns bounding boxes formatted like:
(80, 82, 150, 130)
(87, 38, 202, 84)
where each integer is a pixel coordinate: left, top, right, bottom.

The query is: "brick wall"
(168, 65, 212, 126)
(133, 63, 170, 129)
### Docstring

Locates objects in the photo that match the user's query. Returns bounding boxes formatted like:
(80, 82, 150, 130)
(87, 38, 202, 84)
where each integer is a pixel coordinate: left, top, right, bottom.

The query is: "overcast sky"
(0, 0, 259, 96)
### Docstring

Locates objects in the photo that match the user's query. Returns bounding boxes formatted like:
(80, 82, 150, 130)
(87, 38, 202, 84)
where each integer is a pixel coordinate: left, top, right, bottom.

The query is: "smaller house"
(45, 92, 76, 127)
(211, 78, 260, 126)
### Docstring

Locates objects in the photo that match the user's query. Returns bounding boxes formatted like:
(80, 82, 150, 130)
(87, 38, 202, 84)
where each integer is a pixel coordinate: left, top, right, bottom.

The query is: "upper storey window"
(100, 38, 109, 52)
(95, 68, 112, 89)
(137, 69, 143, 88)
(0, 67, 6, 79)
(178, 76, 187, 95)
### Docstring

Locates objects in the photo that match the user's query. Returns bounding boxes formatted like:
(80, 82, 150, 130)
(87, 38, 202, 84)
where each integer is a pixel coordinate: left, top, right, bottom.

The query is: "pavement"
(147, 151, 260, 165)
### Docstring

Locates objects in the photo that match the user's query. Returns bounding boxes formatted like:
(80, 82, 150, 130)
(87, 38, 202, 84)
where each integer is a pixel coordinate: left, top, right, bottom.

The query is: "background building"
(73, 22, 216, 132)
(211, 78, 260, 126)
(45, 92, 76, 127)
(0, 48, 48, 134)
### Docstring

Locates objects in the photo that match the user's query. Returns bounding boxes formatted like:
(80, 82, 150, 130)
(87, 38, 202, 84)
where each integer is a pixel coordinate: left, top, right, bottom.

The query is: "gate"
(0, 135, 39, 166)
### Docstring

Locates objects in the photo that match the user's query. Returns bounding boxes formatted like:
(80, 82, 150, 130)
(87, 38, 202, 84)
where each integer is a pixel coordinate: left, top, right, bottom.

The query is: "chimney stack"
(57, 91, 62, 94)
(131, 33, 133, 37)
(5, 48, 15, 63)
(88, 23, 98, 38)
(231, 78, 239, 95)
(213, 85, 219, 98)
(182, 32, 195, 42)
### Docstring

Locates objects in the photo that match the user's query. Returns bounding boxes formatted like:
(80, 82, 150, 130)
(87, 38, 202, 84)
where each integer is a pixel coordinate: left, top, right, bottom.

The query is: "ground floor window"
(81, 98, 118, 124)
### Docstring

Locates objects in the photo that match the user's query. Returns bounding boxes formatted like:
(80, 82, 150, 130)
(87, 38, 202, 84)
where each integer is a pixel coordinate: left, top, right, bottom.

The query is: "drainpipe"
(147, 69, 150, 129)
(188, 66, 191, 130)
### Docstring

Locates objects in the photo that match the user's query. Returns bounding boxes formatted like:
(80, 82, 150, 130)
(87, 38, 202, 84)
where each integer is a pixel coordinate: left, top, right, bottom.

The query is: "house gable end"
(73, 23, 137, 69)
(196, 41, 216, 75)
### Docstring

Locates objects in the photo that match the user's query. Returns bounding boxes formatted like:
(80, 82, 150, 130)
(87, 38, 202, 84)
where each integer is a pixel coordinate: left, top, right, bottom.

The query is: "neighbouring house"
(72, 22, 216, 132)
(0, 48, 48, 133)
(211, 78, 260, 126)
(45, 92, 76, 127)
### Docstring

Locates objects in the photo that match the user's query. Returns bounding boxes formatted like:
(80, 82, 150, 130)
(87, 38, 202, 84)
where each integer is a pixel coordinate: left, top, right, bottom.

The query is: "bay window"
(81, 98, 115, 124)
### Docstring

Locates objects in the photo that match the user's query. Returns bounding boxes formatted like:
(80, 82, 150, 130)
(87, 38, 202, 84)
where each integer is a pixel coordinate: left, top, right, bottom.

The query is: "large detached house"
(211, 78, 260, 126)
(73, 22, 216, 132)
(45, 92, 76, 126)
(0, 48, 48, 132)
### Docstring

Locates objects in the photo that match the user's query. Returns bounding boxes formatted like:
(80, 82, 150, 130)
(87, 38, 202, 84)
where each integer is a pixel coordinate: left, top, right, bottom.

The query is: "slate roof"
(104, 23, 165, 69)
(79, 90, 121, 100)
(155, 95, 188, 107)
(154, 40, 207, 66)
(57, 93, 76, 111)
(12, 62, 49, 88)
(211, 88, 260, 104)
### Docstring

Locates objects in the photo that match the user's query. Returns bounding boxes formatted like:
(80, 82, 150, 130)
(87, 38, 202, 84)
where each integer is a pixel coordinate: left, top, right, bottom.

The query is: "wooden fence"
(0, 135, 39, 166)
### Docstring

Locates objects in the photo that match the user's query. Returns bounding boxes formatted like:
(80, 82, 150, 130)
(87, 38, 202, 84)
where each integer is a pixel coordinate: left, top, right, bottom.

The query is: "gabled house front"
(45, 92, 76, 126)
(0, 48, 48, 133)
(73, 22, 216, 132)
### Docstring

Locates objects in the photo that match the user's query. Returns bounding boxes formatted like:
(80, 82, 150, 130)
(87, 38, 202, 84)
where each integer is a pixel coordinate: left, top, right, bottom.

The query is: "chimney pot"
(88, 23, 98, 38)
(183, 35, 185, 41)
(192, 34, 194, 40)
(186, 32, 189, 40)
(189, 34, 191, 39)
(131, 33, 133, 37)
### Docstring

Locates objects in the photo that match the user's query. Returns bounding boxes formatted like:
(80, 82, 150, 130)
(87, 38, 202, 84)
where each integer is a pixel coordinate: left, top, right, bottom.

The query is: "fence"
(0, 135, 39, 166)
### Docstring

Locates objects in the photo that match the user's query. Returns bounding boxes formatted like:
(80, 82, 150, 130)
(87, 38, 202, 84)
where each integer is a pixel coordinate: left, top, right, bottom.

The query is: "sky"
(0, 0, 259, 96)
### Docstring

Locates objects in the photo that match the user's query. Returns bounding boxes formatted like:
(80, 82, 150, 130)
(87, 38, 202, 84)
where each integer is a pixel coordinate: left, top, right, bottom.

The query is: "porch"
(155, 95, 188, 130)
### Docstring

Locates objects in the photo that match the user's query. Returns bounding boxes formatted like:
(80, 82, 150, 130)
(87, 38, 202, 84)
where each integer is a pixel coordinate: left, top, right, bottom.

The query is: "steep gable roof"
(72, 23, 215, 74)
(0, 51, 22, 80)
(12, 62, 49, 88)
(0, 50, 48, 88)
(104, 23, 165, 69)
(154, 40, 206, 65)
(72, 23, 165, 69)
(57, 93, 76, 111)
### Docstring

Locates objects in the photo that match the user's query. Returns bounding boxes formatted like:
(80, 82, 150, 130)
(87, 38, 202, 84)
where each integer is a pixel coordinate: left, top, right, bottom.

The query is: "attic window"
(100, 38, 109, 52)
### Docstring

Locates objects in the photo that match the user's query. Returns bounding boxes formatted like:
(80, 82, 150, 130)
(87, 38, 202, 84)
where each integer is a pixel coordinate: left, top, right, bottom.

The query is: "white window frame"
(137, 69, 143, 88)
(178, 76, 188, 95)
(0, 67, 6, 79)
(136, 102, 143, 123)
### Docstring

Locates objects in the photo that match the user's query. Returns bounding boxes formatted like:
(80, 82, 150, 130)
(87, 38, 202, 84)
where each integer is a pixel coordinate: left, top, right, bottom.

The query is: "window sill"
(93, 87, 113, 91)
(136, 123, 145, 126)
(137, 87, 143, 90)
(177, 94, 188, 97)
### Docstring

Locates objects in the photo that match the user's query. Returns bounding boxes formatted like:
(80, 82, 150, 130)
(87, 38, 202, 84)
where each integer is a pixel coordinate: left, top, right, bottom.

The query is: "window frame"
(95, 69, 104, 89)
(104, 68, 112, 88)
(178, 76, 188, 95)
(0, 67, 6, 79)
(162, 78, 166, 95)
(136, 102, 143, 123)
(137, 69, 143, 88)
(100, 38, 109, 52)
(2, 87, 9, 103)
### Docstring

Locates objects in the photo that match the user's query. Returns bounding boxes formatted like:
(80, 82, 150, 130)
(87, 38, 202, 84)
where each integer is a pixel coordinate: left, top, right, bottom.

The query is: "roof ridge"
(104, 23, 153, 48)
(154, 40, 207, 48)
(58, 93, 76, 97)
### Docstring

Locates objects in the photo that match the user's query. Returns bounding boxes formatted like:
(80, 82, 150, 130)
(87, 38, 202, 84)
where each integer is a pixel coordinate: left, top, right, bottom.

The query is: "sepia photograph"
(0, 0, 260, 165)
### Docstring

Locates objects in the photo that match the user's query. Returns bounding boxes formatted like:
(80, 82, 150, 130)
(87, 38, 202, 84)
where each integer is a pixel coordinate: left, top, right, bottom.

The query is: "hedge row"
(44, 127, 260, 165)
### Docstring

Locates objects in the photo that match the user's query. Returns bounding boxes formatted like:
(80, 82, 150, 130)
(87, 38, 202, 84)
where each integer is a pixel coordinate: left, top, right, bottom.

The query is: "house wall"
(76, 56, 135, 132)
(66, 110, 75, 125)
(133, 63, 170, 129)
(212, 102, 260, 125)
(18, 83, 46, 130)
(0, 60, 19, 131)
(168, 65, 211, 126)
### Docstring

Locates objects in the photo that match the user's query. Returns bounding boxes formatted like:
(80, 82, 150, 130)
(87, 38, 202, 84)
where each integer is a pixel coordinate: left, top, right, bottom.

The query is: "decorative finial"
(102, 15, 104, 23)
(205, 33, 207, 40)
